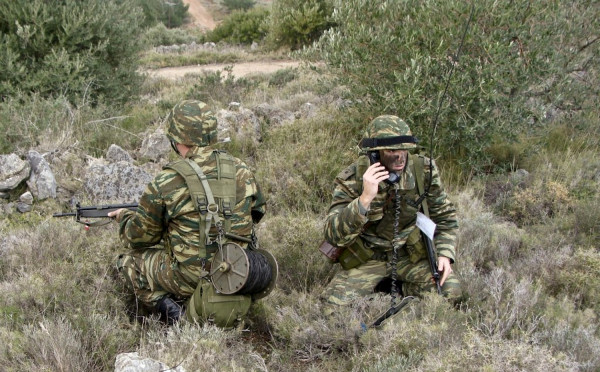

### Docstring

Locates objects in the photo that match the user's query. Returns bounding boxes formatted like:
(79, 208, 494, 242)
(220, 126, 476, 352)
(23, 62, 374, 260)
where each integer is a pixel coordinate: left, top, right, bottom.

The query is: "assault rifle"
(53, 202, 138, 227)
(423, 233, 443, 295)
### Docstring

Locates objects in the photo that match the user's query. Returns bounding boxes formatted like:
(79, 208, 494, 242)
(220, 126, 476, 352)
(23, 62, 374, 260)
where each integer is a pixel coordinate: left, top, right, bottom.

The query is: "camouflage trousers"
(116, 248, 206, 307)
(321, 255, 461, 307)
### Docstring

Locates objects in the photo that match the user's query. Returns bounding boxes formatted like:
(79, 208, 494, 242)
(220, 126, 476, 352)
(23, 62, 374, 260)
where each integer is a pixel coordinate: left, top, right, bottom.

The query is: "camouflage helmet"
(360, 115, 418, 151)
(166, 100, 217, 147)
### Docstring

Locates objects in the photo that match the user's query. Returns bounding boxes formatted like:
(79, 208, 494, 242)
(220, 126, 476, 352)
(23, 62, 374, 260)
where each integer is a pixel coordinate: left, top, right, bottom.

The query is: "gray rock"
(83, 160, 153, 203)
(107, 145, 134, 164)
(19, 191, 33, 205)
(114, 352, 186, 372)
(216, 107, 262, 145)
(26, 150, 57, 200)
(252, 103, 296, 127)
(16, 202, 32, 213)
(0, 191, 8, 200)
(139, 130, 171, 162)
(0, 154, 31, 192)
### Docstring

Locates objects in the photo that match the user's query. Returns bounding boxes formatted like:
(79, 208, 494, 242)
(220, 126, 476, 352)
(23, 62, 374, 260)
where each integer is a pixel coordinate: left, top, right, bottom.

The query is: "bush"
(142, 23, 204, 48)
(307, 0, 600, 173)
(0, 0, 145, 106)
(208, 8, 270, 45)
(266, 0, 334, 50)
(222, 0, 256, 12)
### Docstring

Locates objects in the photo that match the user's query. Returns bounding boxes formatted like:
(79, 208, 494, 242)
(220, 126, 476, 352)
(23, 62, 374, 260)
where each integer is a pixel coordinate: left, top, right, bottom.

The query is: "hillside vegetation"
(0, 0, 599, 371)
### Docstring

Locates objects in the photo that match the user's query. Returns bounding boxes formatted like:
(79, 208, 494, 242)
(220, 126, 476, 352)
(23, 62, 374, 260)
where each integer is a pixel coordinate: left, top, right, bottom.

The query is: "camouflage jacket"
(324, 154, 458, 262)
(118, 146, 266, 269)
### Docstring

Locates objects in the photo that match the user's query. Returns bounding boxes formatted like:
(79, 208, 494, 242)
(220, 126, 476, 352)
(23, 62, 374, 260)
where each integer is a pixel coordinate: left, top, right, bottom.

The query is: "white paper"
(416, 212, 436, 241)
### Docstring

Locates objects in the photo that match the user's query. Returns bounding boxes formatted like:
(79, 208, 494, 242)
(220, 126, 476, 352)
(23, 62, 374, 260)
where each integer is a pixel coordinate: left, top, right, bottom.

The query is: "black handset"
(367, 151, 399, 184)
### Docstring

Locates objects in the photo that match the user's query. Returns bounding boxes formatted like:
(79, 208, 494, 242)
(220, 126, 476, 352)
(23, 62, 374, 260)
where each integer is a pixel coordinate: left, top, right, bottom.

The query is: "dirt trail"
(182, 0, 216, 30)
(153, 1, 297, 79)
(148, 60, 301, 79)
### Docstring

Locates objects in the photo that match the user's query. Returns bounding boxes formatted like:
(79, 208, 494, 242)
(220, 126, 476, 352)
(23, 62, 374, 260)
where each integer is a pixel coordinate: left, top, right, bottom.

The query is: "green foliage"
(266, 0, 334, 50)
(208, 8, 270, 45)
(258, 214, 333, 292)
(307, 0, 600, 173)
(555, 248, 600, 312)
(0, 93, 154, 156)
(0, 0, 145, 105)
(258, 110, 363, 214)
(222, 0, 256, 12)
(141, 23, 205, 48)
(138, 0, 189, 28)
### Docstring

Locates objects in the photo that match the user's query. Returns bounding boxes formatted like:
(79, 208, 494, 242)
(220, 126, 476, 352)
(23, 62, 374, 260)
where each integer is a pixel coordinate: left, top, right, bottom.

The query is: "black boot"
(156, 297, 184, 326)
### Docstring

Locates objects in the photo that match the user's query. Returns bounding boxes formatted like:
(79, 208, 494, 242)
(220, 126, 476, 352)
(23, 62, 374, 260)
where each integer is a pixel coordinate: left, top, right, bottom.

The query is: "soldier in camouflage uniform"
(321, 115, 460, 309)
(108, 100, 266, 325)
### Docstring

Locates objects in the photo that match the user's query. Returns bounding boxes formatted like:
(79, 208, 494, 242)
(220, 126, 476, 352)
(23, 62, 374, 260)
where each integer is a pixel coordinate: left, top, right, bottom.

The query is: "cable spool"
(210, 242, 278, 300)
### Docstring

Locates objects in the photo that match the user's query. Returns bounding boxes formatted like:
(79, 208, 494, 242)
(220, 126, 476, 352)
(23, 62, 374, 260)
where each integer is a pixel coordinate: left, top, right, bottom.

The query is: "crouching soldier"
(109, 100, 272, 327)
(320, 115, 461, 314)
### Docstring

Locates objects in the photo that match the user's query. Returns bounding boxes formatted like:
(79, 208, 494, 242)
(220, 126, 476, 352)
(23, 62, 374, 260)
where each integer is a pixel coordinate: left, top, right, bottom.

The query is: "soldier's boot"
(156, 297, 184, 326)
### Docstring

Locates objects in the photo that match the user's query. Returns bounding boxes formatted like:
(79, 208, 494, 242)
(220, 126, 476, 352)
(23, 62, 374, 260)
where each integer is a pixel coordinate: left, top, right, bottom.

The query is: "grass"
(1, 32, 599, 372)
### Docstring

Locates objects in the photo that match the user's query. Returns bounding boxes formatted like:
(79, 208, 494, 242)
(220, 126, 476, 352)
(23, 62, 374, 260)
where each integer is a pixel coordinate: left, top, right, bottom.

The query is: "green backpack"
(165, 151, 253, 327)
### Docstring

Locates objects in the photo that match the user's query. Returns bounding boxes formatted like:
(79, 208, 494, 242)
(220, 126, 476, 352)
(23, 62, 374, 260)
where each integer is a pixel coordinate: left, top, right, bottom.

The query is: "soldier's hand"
(107, 208, 126, 222)
(437, 256, 453, 286)
(359, 162, 389, 210)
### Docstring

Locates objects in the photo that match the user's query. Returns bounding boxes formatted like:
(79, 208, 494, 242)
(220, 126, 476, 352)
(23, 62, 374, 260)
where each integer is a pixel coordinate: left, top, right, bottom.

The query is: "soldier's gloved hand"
(358, 162, 389, 210)
(437, 256, 453, 286)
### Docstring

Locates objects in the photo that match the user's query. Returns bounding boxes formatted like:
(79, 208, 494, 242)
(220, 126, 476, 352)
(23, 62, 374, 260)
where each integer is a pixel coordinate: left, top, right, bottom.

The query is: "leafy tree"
(307, 0, 599, 172)
(0, 0, 146, 105)
(132, 0, 189, 28)
(157, 0, 189, 28)
(266, 0, 334, 50)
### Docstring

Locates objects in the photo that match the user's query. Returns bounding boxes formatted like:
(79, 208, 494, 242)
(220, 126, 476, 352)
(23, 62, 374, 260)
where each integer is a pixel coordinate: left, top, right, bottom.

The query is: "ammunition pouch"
(185, 280, 252, 328)
(338, 238, 374, 270)
(405, 227, 426, 264)
(319, 241, 344, 262)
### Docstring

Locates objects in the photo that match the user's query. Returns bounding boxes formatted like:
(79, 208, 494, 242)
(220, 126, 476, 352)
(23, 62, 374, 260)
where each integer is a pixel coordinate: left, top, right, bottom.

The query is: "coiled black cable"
(238, 250, 273, 295)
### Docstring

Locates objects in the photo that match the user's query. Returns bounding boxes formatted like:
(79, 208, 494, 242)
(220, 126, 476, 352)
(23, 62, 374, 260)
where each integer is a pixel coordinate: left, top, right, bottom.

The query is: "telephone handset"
(367, 151, 399, 184)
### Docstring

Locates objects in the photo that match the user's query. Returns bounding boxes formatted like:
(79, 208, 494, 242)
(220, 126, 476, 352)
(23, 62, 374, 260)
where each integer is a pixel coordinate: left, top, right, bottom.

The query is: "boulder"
(106, 145, 134, 164)
(26, 150, 57, 200)
(114, 352, 186, 372)
(83, 160, 153, 203)
(139, 130, 171, 162)
(0, 154, 31, 192)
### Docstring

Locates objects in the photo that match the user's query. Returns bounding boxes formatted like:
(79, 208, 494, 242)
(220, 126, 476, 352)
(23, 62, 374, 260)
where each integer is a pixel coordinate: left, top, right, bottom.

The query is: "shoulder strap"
(164, 152, 238, 252)
(411, 154, 429, 217)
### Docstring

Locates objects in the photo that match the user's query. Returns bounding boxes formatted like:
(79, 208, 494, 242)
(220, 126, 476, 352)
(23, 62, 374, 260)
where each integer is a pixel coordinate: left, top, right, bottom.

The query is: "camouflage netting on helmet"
(166, 100, 218, 147)
(361, 115, 417, 151)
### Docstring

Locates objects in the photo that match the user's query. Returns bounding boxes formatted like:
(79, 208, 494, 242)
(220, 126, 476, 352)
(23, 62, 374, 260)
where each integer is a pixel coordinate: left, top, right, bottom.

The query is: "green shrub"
(0, 0, 145, 106)
(222, 0, 256, 12)
(307, 0, 600, 173)
(141, 23, 205, 47)
(208, 8, 270, 45)
(266, 0, 334, 50)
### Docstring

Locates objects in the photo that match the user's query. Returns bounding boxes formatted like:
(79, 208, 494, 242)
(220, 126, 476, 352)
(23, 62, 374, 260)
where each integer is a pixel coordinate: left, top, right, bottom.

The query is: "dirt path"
(148, 60, 301, 79)
(154, 1, 298, 79)
(182, 0, 217, 30)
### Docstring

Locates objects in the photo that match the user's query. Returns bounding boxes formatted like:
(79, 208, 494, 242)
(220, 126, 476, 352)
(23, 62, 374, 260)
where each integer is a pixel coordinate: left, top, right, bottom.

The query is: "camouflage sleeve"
(424, 158, 458, 262)
(230, 160, 267, 237)
(118, 175, 166, 248)
(323, 165, 368, 247)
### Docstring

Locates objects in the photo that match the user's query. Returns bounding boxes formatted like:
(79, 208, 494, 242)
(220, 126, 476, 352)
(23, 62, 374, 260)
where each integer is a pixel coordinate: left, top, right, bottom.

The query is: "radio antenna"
(418, 3, 475, 203)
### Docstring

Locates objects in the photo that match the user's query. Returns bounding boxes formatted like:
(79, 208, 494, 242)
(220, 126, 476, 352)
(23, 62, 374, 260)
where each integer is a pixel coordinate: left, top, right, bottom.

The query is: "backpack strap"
(411, 154, 429, 217)
(164, 151, 237, 257)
